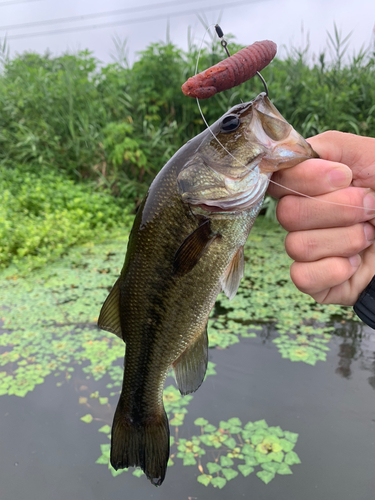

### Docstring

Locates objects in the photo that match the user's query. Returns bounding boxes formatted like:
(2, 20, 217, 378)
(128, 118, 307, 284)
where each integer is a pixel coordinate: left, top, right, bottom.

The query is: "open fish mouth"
(177, 93, 318, 215)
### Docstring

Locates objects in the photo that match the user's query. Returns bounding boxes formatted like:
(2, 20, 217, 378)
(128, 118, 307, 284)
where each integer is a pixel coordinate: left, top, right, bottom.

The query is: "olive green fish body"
(98, 93, 318, 486)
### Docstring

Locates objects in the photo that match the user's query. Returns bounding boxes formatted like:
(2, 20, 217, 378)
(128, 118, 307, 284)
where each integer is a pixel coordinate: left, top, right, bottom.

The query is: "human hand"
(268, 131, 375, 306)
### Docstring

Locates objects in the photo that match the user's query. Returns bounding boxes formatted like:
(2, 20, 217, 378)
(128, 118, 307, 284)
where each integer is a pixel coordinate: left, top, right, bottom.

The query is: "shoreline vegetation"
(0, 29, 374, 271)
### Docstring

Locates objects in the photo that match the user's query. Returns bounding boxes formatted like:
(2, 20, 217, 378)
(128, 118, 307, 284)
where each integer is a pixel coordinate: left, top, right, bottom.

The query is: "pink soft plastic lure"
(181, 40, 277, 99)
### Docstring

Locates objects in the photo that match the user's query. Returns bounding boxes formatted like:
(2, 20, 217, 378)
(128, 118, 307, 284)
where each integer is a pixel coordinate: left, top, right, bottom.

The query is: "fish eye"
(220, 114, 240, 133)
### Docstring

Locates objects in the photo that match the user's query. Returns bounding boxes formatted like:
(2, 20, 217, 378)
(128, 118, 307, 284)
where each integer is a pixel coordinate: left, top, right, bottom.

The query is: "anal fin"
(172, 325, 208, 395)
(98, 278, 123, 340)
(221, 246, 244, 300)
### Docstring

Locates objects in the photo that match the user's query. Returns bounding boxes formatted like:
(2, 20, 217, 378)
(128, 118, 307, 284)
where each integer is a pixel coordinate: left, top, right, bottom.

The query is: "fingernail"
(349, 254, 361, 268)
(328, 167, 351, 188)
(364, 222, 375, 242)
(363, 192, 375, 215)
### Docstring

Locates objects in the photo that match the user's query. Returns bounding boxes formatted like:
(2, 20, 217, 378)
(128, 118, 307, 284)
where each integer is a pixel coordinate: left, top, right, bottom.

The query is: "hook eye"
(220, 114, 240, 133)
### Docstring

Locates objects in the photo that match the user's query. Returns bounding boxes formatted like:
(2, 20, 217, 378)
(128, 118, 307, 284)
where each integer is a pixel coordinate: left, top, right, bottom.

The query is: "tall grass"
(1, 33, 374, 195)
(0, 30, 374, 270)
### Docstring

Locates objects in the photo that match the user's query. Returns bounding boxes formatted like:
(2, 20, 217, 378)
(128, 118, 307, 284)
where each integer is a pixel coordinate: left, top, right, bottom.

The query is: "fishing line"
(194, 26, 375, 214)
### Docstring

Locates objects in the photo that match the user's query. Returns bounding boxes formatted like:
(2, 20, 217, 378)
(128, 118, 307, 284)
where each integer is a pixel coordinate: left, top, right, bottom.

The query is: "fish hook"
(214, 24, 269, 97)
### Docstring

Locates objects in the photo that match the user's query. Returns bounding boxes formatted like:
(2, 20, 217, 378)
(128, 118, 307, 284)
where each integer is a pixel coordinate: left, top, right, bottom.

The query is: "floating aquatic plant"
(95, 417, 301, 487)
(0, 217, 362, 490)
(0, 218, 360, 401)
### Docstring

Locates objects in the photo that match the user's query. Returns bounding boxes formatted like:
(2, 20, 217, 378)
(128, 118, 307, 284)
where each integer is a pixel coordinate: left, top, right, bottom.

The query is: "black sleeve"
(353, 276, 375, 329)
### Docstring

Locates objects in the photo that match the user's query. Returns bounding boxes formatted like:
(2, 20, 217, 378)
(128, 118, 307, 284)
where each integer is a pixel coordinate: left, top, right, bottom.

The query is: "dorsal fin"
(174, 220, 220, 276)
(221, 246, 245, 300)
(98, 278, 123, 341)
(172, 325, 208, 395)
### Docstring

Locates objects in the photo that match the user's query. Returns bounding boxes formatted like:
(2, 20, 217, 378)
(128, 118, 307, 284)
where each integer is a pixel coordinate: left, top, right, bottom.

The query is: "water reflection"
(333, 322, 375, 390)
(367, 354, 375, 390)
(335, 341, 357, 378)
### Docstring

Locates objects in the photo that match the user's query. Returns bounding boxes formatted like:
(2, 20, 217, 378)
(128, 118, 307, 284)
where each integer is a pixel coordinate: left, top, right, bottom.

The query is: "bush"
(1, 30, 374, 271)
(0, 166, 130, 271)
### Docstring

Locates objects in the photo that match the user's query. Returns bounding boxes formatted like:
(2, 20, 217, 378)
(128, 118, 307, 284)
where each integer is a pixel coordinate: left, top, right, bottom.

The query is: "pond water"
(1, 223, 374, 499)
(1, 323, 375, 500)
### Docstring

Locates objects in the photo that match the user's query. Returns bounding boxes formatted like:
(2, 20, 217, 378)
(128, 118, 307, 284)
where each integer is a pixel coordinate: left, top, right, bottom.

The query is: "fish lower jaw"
(193, 198, 262, 214)
(191, 184, 269, 214)
(195, 203, 232, 213)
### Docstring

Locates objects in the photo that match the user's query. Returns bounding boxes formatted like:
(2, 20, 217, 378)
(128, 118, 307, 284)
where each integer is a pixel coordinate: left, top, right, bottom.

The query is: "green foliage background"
(0, 30, 374, 269)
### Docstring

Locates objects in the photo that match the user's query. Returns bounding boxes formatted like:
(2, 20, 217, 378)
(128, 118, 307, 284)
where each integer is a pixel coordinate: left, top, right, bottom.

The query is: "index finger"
(308, 131, 375, 189)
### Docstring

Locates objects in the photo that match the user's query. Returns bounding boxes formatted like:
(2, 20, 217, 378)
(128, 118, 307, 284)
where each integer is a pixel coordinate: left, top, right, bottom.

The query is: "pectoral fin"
(173, 220, 220, 276)
(221, 246, 245, 300)
(173, 325, 208, 395)
(98, 278, 123, 341)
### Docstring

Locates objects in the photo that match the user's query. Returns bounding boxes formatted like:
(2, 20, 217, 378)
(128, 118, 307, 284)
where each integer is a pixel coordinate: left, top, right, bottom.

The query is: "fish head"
(177, 92, 318, 213)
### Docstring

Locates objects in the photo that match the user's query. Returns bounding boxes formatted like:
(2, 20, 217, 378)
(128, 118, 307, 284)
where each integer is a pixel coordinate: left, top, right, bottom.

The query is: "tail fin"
(110, 401, 170, 487)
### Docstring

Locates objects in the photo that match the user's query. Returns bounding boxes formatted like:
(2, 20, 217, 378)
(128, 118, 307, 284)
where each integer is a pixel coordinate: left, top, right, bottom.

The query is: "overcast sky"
(1, 0, 374, 65)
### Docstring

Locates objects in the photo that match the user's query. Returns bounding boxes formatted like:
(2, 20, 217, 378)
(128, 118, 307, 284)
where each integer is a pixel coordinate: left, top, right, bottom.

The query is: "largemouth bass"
(98, 92, 318, 486)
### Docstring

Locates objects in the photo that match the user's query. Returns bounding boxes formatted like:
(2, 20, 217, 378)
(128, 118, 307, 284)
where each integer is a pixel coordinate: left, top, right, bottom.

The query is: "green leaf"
(244, 455, 258, 466)
(194, 418, 208, 426)
(212, 440, 223, 449)
(244, 422, 255, 430)
(261, 462, 280, 473)
(228, 426, 242, 435)
(238, 464, 254, 477)
(224, 437, 236, 449)
(251, 434, 264, 446)
(197, 474, 212, 486)
(211, 477, 227, 489)
(254, 428, 268, 437)
(80, 414, 93, 423)
(219, 420, 230, 430)
(279, 439, 295, 452)
(183, 455, 197, 466)
(241, 430, 253, 440)
(207, 462, 222, 474)
(222, 468, 238, 481)
(100, 444, 110, 455)
(277, 463, 293, 475)
(227, 417, 242, 426)
(255, 452, 272, 464)
(220, 456, 234, 467)
(254, 419, 268, 428)
(95, 455, 109, 464)
(284, 431, 299, 443)
(284, 451, 301, 465)
(132, 469, 144, 477)
(111, 468, 125, 477)
(257, 470, 275, 484)
(200, 435, 213, 446)
(170, 416, 184, 426)
(98, 425, 111, 434)
(268, 426, 284, 437)
(204, 424, 217, 433)
(242, 444, 255, 456)
(268, 451, 284, 463)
